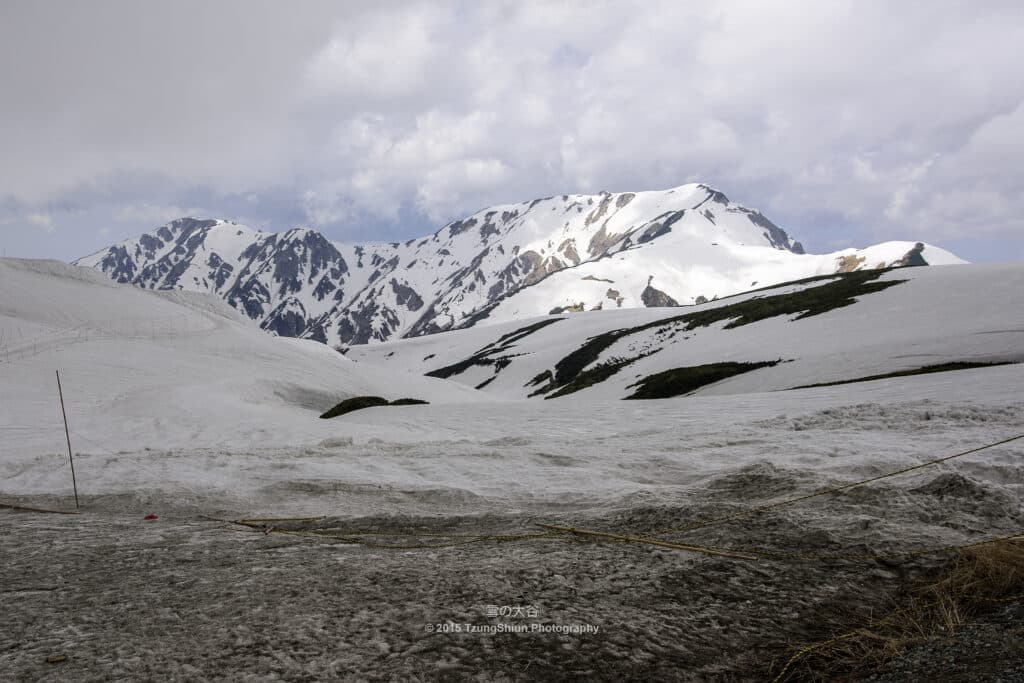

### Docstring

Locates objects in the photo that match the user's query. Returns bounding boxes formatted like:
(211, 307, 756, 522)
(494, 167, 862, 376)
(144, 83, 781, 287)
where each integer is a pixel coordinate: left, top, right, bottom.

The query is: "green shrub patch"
(425, 318, 562, 380)
(789, 361, 1018, 390)
(536, 270, 904, 397)
(625, 360, 782, 399)
(319, 396, 430, 419)
(388, 398, 430, 406)
(546, 356, 648, 399)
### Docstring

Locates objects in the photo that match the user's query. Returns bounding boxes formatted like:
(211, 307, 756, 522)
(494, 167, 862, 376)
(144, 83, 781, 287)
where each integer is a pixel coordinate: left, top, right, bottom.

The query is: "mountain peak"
(75, 184, 963, 346)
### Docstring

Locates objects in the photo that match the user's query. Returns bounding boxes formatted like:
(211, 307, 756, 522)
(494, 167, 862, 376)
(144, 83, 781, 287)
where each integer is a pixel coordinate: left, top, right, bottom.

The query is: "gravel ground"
(3, 461, 1023, 682)
(856, 601, 1024, 683)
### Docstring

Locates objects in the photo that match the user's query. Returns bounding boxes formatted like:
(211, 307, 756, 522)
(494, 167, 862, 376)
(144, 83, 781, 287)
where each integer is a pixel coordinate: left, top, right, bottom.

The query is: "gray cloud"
(1, 0, 1022, 262)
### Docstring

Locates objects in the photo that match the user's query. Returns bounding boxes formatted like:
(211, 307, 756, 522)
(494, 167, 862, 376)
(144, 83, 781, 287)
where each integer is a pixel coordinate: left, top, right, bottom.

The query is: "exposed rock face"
(895, 242, 929, 267)
(74, 184, 949, 346)
(743, 211, 807, 254)
(549, 302, 586, 315)
(641, 277, 680, 308)
(390, 279, 424, 312)
(836, 255, 867, 273)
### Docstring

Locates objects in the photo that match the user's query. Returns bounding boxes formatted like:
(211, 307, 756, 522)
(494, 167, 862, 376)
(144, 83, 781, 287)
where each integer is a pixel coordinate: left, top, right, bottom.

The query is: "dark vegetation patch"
(679, 269, 904, 329)
(425, 357, 479, 380)
(789, 362, 1019, 390)
(625, 361, 781, 400)
(319, 396, 429, 419)
(546, 353, 658, 399)
(525, 369, 552, 387)
(424, 318, 562, 380)
(480, 317, 563, 352)
(526, 370, 556, 397)
(425, 353, 522, 380)
(776, 540, 1024, 681)
(319, 396, 389, 418)
(533, 270, 905, 397)
(549, 302, 586, 314)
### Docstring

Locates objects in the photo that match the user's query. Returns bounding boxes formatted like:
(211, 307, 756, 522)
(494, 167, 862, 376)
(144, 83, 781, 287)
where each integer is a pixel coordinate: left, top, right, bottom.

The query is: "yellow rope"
(661, 433, 1024, 535)
(688, 531, 1024, 563)
(235, 516, 325, 523)
(216, 432, 1024, 561)
(535, 523, 759, 560)
(233, 518, 548, 538)
(224, 517, 1024, 565)
(225, 519, 559, 549)
(210, 435, 1024, 562)
(0, 501, 80, 514)
(770, 589, 1024, 682)
(189, 434, 1024, 573)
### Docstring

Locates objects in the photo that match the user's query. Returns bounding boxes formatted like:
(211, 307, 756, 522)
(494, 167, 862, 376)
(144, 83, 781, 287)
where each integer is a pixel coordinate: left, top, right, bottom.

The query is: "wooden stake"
(55, 370, 79, 510)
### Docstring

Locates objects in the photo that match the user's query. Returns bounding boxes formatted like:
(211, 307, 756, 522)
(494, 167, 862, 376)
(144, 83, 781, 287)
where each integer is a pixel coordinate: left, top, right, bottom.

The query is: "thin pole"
(55, 370, 79, 510)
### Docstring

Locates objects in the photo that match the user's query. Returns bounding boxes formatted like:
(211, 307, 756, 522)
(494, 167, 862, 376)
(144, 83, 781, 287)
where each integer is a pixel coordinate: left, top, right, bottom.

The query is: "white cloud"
(26, 212, 55, 233)
(115, 204, 207, 227)
(1, 0, 1022, 260)
(304, 5, 441, 102)
(418, 158, 511, 221)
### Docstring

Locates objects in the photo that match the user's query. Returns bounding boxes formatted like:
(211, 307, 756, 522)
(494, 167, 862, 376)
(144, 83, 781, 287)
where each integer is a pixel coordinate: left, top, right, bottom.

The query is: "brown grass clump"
(772, 538, 1024, 681)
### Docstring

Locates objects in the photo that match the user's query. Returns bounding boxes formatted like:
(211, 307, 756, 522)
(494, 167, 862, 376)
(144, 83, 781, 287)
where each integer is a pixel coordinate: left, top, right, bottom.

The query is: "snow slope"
(2, 258, 1020, 520)
(73, 185, 964, 347)
(347, 263, 1024, 400)
(0, 258, 484, 464)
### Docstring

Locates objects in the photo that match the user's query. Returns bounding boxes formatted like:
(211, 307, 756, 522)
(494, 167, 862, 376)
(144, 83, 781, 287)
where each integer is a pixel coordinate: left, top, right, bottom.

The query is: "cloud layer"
(2, 0, 1022, 261)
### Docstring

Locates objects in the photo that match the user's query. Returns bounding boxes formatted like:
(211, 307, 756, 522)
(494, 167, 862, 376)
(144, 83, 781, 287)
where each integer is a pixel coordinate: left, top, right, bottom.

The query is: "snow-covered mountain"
(74, 184, 964, 346)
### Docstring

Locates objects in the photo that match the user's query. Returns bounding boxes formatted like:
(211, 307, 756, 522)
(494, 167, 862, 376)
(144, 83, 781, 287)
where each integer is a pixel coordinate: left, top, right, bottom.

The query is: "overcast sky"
(1, 0, 1022, 262)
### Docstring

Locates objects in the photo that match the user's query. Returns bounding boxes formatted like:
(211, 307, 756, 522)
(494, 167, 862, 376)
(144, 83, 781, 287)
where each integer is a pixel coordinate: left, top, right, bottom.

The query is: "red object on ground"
(143, 514, 158, 520)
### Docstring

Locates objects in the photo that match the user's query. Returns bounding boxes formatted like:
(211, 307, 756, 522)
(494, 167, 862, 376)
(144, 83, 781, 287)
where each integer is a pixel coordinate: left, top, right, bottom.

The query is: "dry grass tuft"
(774, 538, 1024, 681)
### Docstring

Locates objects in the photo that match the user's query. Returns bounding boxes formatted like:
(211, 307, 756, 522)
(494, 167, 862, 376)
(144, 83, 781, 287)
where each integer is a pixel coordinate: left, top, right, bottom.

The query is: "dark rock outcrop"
(641, 277, 680, 307)
(895, 243, 929, 267)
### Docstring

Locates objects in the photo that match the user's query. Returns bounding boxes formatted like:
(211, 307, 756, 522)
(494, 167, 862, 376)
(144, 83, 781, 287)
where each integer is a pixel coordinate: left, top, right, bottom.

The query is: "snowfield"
(348, 263, 1024, 401)
(2, 256, 1023, 680)
(0, 258, 483, 462)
